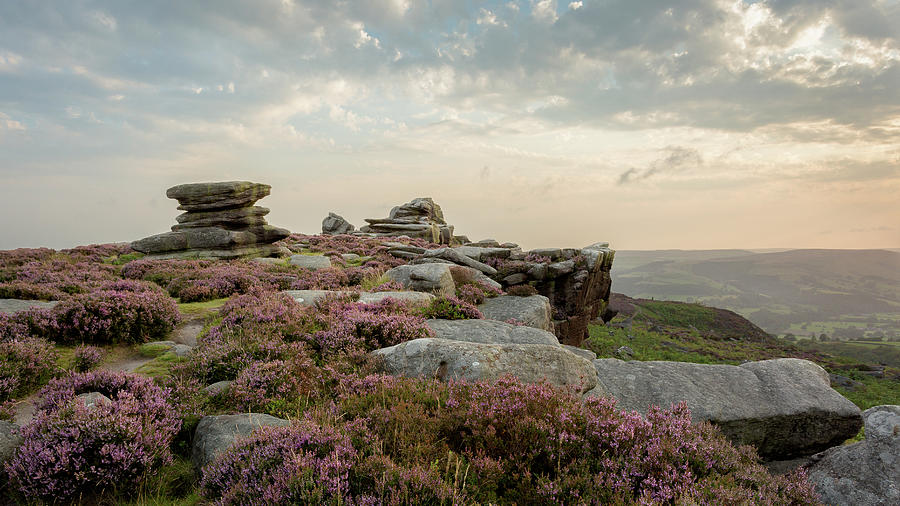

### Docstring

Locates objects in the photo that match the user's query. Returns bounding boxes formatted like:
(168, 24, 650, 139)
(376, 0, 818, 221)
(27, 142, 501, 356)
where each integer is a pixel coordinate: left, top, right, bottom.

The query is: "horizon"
(2, 1, 898, 251)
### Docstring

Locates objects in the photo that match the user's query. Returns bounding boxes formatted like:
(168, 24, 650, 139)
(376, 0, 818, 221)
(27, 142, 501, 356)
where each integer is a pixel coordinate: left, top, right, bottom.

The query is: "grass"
(835, 374, 900, 411)
(177, 298, 229, 317)
(138, 342, 176, 358)
(359, 273, 392, 291)
(634, 300, 716, 330)
(134, 351, 187, 378)
(120, 458, 200, 506)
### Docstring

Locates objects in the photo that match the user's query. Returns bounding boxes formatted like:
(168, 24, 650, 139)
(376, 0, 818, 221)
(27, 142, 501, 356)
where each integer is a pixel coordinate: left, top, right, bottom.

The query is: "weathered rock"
(0, 299, 59, 315)
(478, 295, 552, 331)
(423, 247, 497, 275)
(289, 254, 333, 271)
(426, 319, 559, 346)
(132, 181, 290, 260)
(384, 264, 455, 297)
(360, 198, 455, 244)
(529, 248, 562, 259)
(321, 212, 355, 235)
(171, 344, 193, 357)
(192, 413, 291, 471)
(358, 291, 435, 306)
(614, 345, 634, 359)
(252, 256, 285, 266)
(453, 246, 511, 262)
(562, 344, 597, 361)
(389, 197, 446, 223)
(806, 405, 900, 505)
(167, 181, 271, 211)
(372, 338, 596, 393)
(588, 358, 862, 460)
(0, 421, 22, 465)
(503, 273, 528, 285)
(203, 380, 233, 397)
(76, 392, 111, 409)
(282, 289, 346, 307)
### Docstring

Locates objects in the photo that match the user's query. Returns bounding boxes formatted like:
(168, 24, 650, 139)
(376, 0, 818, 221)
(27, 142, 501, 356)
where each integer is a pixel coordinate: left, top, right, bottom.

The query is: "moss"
(138, 342, 174, 359)
(134, 352, 187, 378)
(177, 298, 228, 317)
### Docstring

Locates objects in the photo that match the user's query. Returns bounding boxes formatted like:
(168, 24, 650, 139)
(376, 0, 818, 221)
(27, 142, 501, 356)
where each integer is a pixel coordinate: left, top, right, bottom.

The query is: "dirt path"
(12, 317, 206, 426)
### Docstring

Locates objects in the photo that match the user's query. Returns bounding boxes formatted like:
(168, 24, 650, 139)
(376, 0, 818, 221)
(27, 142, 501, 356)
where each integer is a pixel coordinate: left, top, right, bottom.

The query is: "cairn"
(131, 181, 290, 259)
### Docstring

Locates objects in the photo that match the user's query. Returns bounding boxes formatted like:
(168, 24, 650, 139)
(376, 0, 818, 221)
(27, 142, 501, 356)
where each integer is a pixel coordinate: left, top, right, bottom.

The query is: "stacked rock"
(131, 181, 290, 259)
(359, 197, 455, 244)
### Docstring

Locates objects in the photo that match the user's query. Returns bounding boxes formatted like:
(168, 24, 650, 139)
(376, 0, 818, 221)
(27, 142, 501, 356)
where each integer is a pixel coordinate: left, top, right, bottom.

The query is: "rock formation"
(321, 212, 355, 235)
(359, 197, 455, 244)
(131, 181, 290, 259)
(587, 358, 863, 460)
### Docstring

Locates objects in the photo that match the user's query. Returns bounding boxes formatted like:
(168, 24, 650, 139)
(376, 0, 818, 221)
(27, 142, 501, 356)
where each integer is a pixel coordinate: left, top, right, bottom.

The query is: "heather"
(198, 375, 820, 505)
(0, 336, 59, 407)
(5, 371, 180, 503)
(419, 295, 484, 320)
(71, 344, 104, 372)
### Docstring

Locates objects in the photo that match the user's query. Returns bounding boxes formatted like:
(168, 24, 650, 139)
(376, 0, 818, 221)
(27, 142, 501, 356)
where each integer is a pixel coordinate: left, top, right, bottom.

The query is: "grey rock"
(289, 254, 333, 271)
(384, 264, 456, 298)
(0, 421, 22, 465)
(562, 344, 597, 361)
(203, 380, 233, 397)
(478, 295, 552, 331)
(341, 253, 360, 261)
(614, 345, 634, 359)
(426, 319, 559, 346)
(322, 212, 355, 235)
(142, 243, 286, 260)
(547, 259, 575, 277)
(192, 413, 291, 471)
(132, 225, 290, 254)
(372, 338, 596, 393)
(171, 344, 194, 357)
(252, 257, 285, 266)
(0, 299, 59, 315)
(829, 373, 864, 391)
(172, 206, 270, 230)
(167, 181, 271, 212)
(806, 405, 900, 505)
(528, 248, 562, 259)
(282, 289, 346, 307)
(423, 248, 498, 275)
(469, 239, 501, 248)
(499, 242, 519, 248)
(382, 242, 427, 254)
(76, 392, 111, 409)
(526, 264, 548, 281)
(588, 358, 862, 460)
(358, 291, 435, 306)
(503, 273, 528, 285)
(388, 197, 446, 224)
(388, 249, 420, 259)
(453, 246, 511, 262)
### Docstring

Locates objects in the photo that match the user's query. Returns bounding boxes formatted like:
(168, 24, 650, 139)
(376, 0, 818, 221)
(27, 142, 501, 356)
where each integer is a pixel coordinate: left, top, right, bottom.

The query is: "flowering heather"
(0, 258, 119, 300)
(523, 253, 553, 264)
(290, 267, 351, 291)
(6, 371, 180, 503)
(335, 375, 820, 505)
(506, 284, 539, 297)
(229, 356, 320, 412)
(71, 344, 104, 372)
(20, 284, 180, 344)
(200, 422, 357, 505)
(420, 296, 484, 320)
(0, 336, 59, 403)
(313, 298, 434, 355)
(369, 279, 404, 292)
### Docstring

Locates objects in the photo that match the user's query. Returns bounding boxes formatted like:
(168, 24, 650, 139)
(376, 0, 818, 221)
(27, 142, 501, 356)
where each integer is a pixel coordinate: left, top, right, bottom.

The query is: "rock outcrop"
(477, 295, 552, 331)
(587, 358, 863, 460)
(806, 405, 900, 505)
(373, 337, 597, 393)
(282, 289, 435, 307)
(131, 181, 290, 259)
(359, 197, 454, 244)
(425, 319, 560, 346)
(384, 264, 456, 297)
(192, 413, 291, 471)
(321, 212, 355, 235)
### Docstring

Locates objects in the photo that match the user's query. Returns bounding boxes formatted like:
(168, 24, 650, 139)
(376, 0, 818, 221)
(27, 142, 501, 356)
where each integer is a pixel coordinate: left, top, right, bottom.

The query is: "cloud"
(618, 146, 704, 184)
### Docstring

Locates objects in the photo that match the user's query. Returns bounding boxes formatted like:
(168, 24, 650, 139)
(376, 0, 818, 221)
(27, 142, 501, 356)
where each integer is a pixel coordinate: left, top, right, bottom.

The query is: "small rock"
(192, 413, 291, 471)
(384, 264, 456, 298)
(478, 295, 552, 331)
(321, 212, 355, 235)
(76, 392, 111, 409)
(0, 299, 59, 315)
(203, 381, 233, 397)
(503, 273, 528, 285)
(289, 254, 333, 271)
(615, 345, 635, 359)
(171, 344, 194, 357)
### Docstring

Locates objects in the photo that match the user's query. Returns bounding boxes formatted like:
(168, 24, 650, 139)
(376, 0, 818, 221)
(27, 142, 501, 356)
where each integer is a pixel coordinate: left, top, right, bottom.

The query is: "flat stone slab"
(452, 246, 512, 261)
(141, 243, 287, 260)
(289, 254, 333, 270)
(426, 319, 560, 346)
(132, 225, 289, 254)
(282, 290, 435, 308)
(0, 299, 58, 315)
(384, 264, 456, 298)
(478, 295, 552, 331)
(192, 413, 290, 471)
(373, 337, 596, 393)
(282, 289, 338, 307)
(167, 181, 271, 211)
(587, 358, 862, 460)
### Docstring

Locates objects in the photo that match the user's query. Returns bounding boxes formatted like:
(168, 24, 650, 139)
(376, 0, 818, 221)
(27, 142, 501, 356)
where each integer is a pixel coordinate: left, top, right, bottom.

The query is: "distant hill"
(611, 249, 900, 339)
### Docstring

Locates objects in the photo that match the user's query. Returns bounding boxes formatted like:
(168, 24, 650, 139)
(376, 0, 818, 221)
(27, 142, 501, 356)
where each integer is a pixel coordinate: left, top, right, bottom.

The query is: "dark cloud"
(618, 146, 704, 185)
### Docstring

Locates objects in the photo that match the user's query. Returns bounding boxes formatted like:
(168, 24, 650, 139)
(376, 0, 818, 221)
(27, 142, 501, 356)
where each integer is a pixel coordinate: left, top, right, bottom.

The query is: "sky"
(1, 0, 898, 251)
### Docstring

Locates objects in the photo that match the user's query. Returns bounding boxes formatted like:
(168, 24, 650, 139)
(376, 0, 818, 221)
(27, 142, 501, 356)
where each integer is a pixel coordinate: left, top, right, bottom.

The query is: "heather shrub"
(290, 267, 350, 290)
(0, 337, 59, 403)
(314, 298, 433, 355)
(200, 422, 357, 505)
(24, 285, 180, 344)
(6, 371, 180, 503)
(71, 344, 104, 372)
(523, 253, 553, 264)
(507, 284, 538, 297)
(420, 296, 484, 320)
(229, 355, 321, 412)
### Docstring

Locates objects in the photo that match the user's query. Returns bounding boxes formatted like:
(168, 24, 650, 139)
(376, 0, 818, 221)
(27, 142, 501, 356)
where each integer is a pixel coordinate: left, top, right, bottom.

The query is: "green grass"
(634, 301, 716, 330)
(835, 374, 900, 411)
(103, 252, 146, 265)
(119, 458, 200, 506)
(359, 273, 392, 291)
(177, 298, 228, 317)
(138, 342, 176, 359)
(134, 352, 187, 379)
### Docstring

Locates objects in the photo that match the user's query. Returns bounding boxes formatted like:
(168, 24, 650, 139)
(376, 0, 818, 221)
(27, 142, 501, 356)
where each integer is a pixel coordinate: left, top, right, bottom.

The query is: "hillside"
(612, 249, 900, 339)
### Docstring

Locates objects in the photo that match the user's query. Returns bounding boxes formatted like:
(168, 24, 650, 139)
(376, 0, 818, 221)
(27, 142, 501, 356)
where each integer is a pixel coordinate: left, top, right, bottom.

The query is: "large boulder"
(425, 319, 560, 346)
(478, 295, 552, 331)
(588, 358, 862, 460)
(384, 264, 455, 297)
(192, 413, 291, 471)
(132, 181, 290, 259)
(372, 338, 596, 393)
(359, 197, 455, 244)
(322, 212, 355, 235)
(806, 405, 900, 505)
